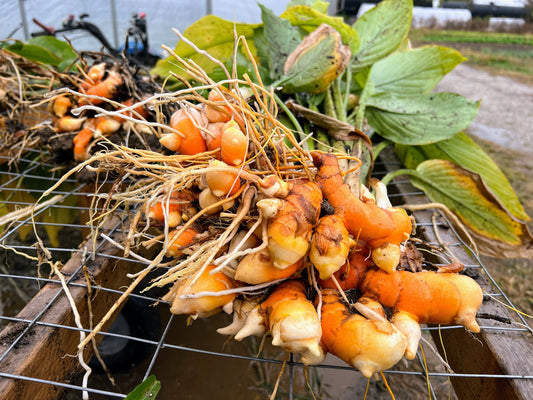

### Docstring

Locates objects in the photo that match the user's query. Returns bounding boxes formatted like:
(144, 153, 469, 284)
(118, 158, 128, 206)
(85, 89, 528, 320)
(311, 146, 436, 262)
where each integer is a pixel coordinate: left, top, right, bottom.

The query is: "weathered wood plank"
(0, 216, 143, 399)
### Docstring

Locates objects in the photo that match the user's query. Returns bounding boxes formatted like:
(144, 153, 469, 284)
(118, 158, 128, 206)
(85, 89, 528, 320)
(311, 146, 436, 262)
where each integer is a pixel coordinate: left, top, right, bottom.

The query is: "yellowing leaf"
(396, 132, 530, 223)
(281, 5, 359, 53)
(408, 159, 533, 257)
(282, 24, 351, 94)
(0, 177, 38, 242)
(0, 175, 78, 247)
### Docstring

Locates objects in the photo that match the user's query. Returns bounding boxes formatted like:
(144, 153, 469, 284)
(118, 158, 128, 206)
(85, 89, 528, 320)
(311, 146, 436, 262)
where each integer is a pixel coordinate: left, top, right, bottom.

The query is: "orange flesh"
(205, 90, 245, 128)
(164, 264, 237, 316)
(170, 109, 207, 155)
(235, 250, 302, 284)
(84, 71, 122, 105)
(53, 96, 72, 117)
(146, 190, 195, 225)
(260, 280, 313, 322)
(360, 269, 462, 324)
(87, 62, 106, 82)
(312, 152, 412, 248)
(73, 127, 94, 161)
(205, 168, 241, 197)
(205, 90, 234, 123)
(57, 116, 85, 132)
(205, 122, 225, 154)
(265, 181, 323, 268)
(319, 289, 358, 352)
(85, 82, 114, 105)
(166, 227, 198, 257)
(220, 123, 248, 166)
(318, 246, 373, 290)
(95, 116, 120, 135)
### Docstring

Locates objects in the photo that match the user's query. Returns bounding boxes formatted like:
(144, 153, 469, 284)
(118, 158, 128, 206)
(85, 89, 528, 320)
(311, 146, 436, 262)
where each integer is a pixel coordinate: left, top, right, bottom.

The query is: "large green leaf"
(150, 15, 260, 81)
(396, 132, 530, 223)
(366, 46, 465, 96)
(28, 36, 78, 69)
(281, 5, 359, 53)
(258, 4, 302, 80)
(2, 40, 62, 66)
(352, 0, 412, 71)
(364, 92, 480, 145)
(407, 160, 533, 258)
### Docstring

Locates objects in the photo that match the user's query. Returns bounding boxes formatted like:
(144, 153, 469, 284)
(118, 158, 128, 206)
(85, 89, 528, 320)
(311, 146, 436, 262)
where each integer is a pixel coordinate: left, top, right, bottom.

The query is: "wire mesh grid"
(0, 147, 532, 400)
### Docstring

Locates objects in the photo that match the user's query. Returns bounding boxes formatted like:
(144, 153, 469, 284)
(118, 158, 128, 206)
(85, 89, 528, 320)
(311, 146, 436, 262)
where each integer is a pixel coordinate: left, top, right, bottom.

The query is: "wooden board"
(0, 216, 146, 399)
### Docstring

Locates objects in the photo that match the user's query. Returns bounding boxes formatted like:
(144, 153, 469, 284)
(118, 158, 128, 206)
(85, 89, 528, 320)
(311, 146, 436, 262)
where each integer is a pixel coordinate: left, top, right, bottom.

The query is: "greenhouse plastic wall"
(3, 0, 298, 53)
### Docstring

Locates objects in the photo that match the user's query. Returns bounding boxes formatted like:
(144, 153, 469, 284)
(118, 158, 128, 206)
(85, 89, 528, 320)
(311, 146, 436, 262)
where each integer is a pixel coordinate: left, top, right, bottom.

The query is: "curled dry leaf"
(282, 23, 351, 94)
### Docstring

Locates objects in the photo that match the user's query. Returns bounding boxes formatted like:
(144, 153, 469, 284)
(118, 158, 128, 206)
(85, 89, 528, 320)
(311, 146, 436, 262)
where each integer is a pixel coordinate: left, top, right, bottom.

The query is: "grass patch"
(459, 46, 533, 83)
(410, 29, 533, 45)
(410, 28, 533, 84)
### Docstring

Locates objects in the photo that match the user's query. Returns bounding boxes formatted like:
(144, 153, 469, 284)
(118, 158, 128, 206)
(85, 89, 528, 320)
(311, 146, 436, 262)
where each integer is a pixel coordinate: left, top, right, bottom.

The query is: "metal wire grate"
(0, 147, 532, 400)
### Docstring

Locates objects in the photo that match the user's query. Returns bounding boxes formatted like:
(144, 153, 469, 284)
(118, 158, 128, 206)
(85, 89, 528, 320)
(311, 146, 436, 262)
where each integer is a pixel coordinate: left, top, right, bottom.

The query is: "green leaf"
(27, 36, 78, 67)
(281, 5, 359, 53)
(3, 41, 61, 66)
(396, 132, 530, 222)
(287, 0, 330, 13)
(352, 0, 412, 71)
(125, 375, 161, 400)
(259, 4, 302, 80)
(366, 46, 465, 96)
(150, 15, 260, 82)
(364, 92, 480, 145)
(394, 141, 427, 170)
(407, 160, 533, 257)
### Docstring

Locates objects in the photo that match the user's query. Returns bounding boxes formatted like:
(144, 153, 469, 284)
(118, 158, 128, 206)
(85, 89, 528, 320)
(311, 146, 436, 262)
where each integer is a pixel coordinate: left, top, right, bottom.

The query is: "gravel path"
(435, 63, 533, 154)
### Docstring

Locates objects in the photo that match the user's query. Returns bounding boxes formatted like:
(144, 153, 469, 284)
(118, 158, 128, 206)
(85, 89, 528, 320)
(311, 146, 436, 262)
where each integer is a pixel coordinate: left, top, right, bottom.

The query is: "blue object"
(119, 41, 145, 54)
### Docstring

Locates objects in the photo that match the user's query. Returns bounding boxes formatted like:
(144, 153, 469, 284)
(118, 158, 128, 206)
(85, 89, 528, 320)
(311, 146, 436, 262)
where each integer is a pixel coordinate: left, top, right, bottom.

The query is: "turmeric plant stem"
(273, 92, 305, 145)
(355, 104, 366, 132)
(380, 169, 412, 187)
(315, 128, 330, 152)
(332, 79, 345, 123)
(372, 140, 392, 160)
(324, 88, 337, 120)
(342, 64, 352, 115)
